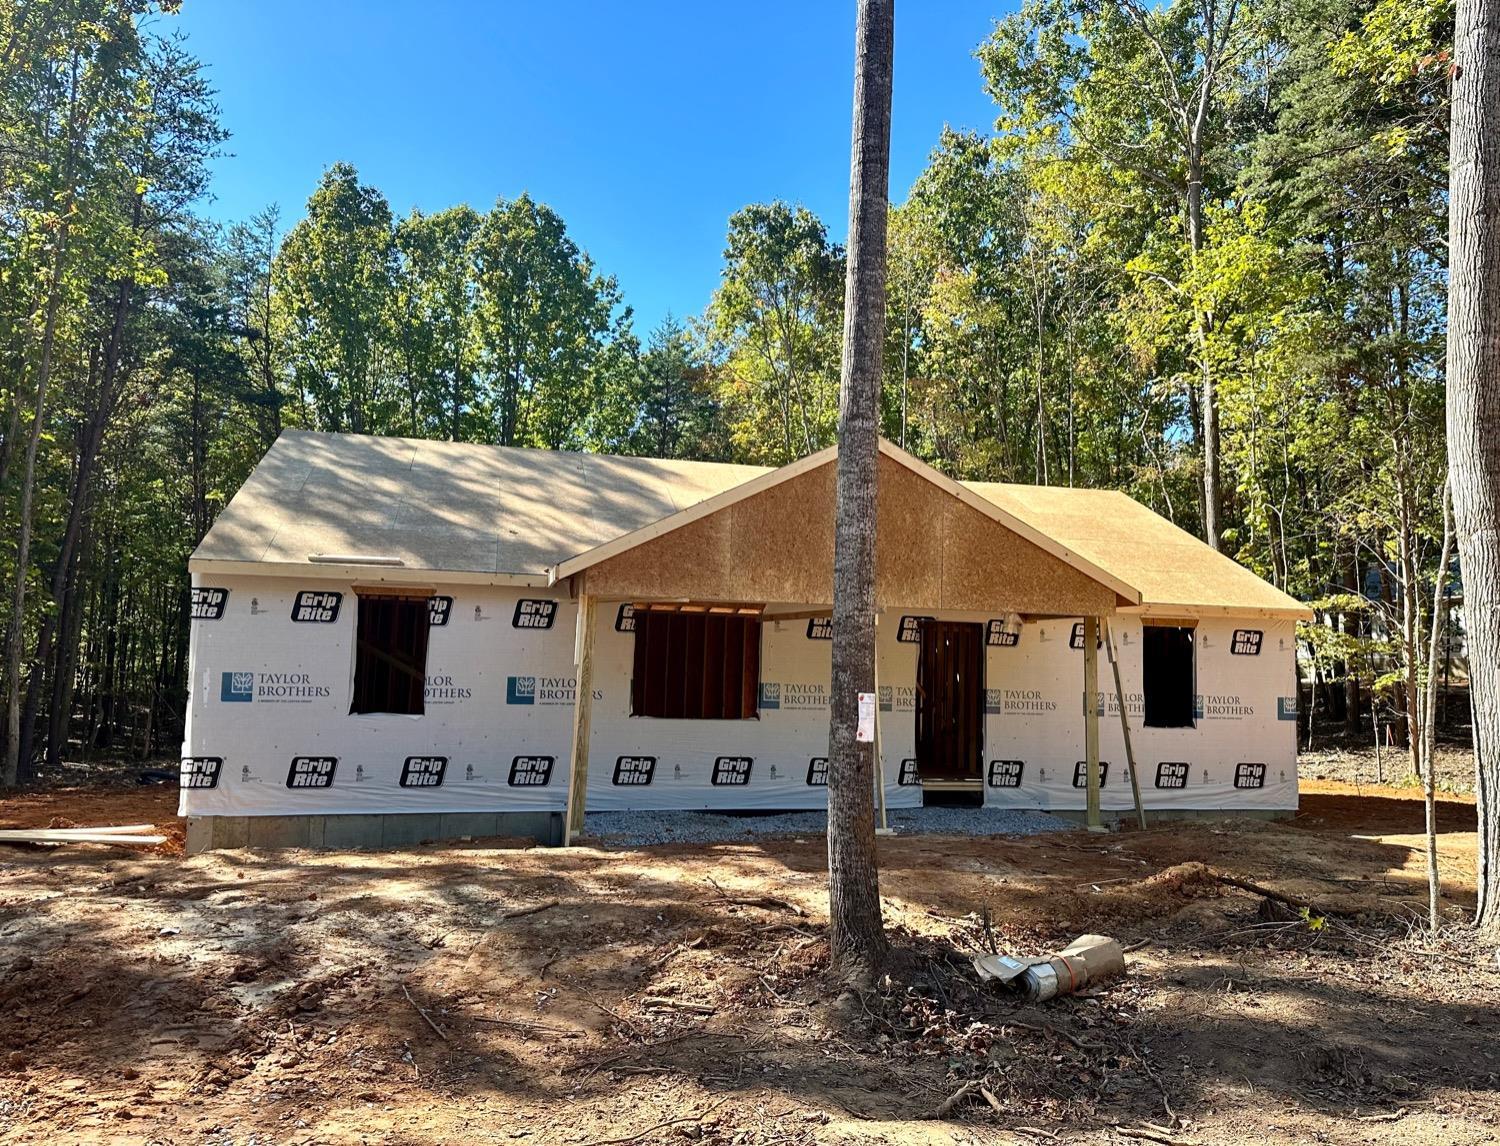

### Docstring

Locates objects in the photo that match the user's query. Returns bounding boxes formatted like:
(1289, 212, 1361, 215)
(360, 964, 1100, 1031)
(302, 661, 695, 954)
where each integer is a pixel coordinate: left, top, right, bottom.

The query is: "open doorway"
(915, 620, 984, 784)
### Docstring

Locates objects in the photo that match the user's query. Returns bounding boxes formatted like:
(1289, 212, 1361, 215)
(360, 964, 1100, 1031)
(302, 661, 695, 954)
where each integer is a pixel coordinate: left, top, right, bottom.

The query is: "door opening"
(915, 620, 984, 783)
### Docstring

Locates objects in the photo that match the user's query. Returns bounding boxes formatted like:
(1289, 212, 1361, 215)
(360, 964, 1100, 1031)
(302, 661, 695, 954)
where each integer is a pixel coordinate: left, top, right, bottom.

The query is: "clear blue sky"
(173, 2, 1012, 333)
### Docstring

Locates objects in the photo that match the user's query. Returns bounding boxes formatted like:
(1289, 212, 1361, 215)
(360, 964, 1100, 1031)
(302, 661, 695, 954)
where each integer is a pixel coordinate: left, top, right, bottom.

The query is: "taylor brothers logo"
(761, 682, 826, 711)
(1196, 694, 1256, 720)
(506, 675, 579, 705)
(220, 671, 330, 704)
(424, 674, 472, 704)
(1002, 689, 1057, 715)
(878, 685, 916, 712)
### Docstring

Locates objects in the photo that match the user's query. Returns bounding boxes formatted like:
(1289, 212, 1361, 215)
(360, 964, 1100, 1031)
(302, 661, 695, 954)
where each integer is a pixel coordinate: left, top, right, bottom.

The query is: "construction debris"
(973, 934, 1126, 1001)
(0, 825, 166, 847)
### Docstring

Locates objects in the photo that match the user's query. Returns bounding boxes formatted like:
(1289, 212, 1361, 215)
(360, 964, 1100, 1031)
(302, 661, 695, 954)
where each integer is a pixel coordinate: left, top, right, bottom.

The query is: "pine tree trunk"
(1448, 0, 1500, 929)
(826, 0, 894, 982)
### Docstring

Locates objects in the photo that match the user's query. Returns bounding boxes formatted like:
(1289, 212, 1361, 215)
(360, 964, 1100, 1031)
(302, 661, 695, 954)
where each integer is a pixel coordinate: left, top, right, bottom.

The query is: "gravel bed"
(583, 805, 1073, 848)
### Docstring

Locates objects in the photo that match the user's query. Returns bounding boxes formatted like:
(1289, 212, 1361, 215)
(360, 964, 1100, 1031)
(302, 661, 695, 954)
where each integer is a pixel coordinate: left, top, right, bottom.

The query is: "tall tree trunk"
(1447, 0, 1500, 929)
(827, 0, 893, 982)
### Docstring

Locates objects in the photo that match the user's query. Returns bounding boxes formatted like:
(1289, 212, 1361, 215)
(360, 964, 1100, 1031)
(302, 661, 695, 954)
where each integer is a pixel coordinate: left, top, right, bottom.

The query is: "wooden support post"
(564, 591, 597, 845)
(1083, 615, 1102, 831)
(873, 612, 890, 834)
(1103, 619, 1147, 830)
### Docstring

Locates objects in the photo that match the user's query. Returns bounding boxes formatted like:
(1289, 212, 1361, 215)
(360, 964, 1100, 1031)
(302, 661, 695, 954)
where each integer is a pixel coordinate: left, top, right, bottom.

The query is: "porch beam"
(1083, 615, 1102, 831)
(564, 591, 597, 845)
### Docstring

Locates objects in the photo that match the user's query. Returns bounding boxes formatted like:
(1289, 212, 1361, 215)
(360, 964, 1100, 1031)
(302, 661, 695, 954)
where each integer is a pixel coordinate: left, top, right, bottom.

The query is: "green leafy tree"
(472, 193, 621, 449)
(273, 163, 397, 433)
(705, 202, 844, 464)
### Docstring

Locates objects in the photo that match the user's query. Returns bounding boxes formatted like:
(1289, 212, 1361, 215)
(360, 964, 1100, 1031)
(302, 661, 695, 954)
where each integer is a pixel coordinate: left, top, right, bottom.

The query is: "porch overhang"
(548, 441, 1142, 617)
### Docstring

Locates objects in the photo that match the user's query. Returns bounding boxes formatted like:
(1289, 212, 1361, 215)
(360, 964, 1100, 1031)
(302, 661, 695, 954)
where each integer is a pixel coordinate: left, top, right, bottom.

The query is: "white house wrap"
(181, 430, 1308, 848)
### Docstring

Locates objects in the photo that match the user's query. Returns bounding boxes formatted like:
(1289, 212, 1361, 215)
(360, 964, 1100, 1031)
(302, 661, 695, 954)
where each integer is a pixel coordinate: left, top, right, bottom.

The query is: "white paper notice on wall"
(856, 692, 876, 743)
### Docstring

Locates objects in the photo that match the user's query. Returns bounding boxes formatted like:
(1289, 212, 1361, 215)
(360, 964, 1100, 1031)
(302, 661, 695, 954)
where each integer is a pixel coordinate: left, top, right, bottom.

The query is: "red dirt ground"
(1, 777, 1495, 1145)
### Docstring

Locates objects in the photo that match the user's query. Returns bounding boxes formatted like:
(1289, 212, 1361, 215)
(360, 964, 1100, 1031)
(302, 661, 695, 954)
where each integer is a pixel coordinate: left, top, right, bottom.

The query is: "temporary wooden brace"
(1083, 615, 1102, 831)
(564, 591, 598, 845)
(1103, 619, 1147, 830)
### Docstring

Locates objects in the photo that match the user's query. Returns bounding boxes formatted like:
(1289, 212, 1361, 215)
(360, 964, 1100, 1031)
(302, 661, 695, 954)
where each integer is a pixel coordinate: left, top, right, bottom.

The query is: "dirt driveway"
(1, 779, 1496, 1144)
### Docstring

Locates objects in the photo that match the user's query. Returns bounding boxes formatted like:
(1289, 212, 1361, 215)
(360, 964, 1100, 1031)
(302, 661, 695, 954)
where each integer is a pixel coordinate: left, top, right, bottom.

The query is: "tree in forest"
(391, 204, 483, 440)
(3, 5, 222, 785)
(633, 314, 725, 459)
(981, 0, 1271, 550)
(472, 193, 621, 449)
(1446, 0, 1500, 927)
(223, 205, 287, 445)
(826, 0, 894, 981)
(273, 163, 397, 433)
(706, 202, 845, 464)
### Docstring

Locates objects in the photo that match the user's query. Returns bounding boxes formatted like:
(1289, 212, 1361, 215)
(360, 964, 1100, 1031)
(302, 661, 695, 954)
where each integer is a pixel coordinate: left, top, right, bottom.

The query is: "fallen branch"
(577, 1096, 731, 1146)
(400, 981, 448, 1041)
(499, 899, 559, 921)
(642, 996, 716, 1014)
(1116, 1126, 1196, 1146)
(706, 876, 806, 916)
(1210, 873, 1350, 919)
(932, 1080, 980, 1119)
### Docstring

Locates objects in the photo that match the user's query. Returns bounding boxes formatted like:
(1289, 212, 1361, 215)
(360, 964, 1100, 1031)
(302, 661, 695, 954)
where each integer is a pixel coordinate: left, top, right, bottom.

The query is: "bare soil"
(1, 776, 1496, 1145)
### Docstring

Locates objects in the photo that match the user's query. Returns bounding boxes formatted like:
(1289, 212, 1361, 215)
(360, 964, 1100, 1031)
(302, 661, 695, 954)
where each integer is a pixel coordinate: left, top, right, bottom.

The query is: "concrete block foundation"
(185, 811, 565, 854)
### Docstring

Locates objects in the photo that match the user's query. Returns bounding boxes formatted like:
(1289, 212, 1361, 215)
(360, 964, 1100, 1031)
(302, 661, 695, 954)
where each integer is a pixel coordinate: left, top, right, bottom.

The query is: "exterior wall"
(181, 574, 1298, 823)
(978, 615, 1299, 813)
(181, 575, 577, 818)
(583, 604, 920, 812)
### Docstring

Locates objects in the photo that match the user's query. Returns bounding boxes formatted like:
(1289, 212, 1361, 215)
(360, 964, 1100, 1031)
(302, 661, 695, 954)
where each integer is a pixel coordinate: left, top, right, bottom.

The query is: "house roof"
(190, 429, 1310, 619)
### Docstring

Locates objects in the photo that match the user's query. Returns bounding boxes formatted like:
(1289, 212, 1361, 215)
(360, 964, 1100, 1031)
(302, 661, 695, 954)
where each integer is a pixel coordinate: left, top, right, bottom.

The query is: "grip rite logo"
(1230, 628, 1263, 655)
(898, 759, 920, 786)
(190, 587, 228, 620)
(806, 617, 834, 640)
(291, 591, 342, 623)
(286, 756, 337, 789)
(428, 596, 453, 626)
(1155, 761, 1190, 790)
(506, 676, 536, 705)
(897, 616, 931, 643)
(987, 760, 1024, 788)
(613, 755, 655, 786)
(508, 756, 554, 787)
(1235, 762, 1267, 789)
(513, 599, 557, 629)
(399, 756, 447, 788)
(615, 604, 637, 632)
(806, 757, 829, 786)
(712, 756, 753, 786)
(1073, 760, 1109, 788)
(986, 619, 1020, 647)
(180, 757, 223, 789)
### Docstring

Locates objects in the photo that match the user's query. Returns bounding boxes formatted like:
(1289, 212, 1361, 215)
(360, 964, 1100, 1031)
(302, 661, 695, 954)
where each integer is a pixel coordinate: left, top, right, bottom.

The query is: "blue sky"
(172, 2, 1011, 333)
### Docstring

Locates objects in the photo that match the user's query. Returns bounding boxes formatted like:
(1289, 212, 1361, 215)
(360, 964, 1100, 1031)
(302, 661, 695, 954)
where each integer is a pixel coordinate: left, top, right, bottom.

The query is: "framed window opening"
(350, 590, 432, 715)
(1142, 623, 1195, 728)
(630, 609, 761, 719)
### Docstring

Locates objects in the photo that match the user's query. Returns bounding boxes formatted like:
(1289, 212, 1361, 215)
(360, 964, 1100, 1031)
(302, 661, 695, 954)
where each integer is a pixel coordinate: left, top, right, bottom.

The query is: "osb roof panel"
(194, 430, 771, 576)
(962, 481, 1306, 615)
(195, 430, 1304, 614)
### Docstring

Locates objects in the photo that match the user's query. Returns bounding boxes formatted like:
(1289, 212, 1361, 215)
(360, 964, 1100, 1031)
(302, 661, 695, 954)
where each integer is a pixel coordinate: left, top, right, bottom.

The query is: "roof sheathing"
(190, 430, 1310, 618)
